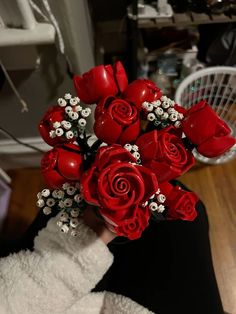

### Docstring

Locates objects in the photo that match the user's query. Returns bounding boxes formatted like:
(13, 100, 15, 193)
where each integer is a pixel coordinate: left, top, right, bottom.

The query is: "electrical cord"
(0, 126, 45, 154)
(0, 61, 29, 113)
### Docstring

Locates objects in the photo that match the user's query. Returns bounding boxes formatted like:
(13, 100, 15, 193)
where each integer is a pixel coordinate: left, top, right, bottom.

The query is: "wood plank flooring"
(1, 160, 236, 313)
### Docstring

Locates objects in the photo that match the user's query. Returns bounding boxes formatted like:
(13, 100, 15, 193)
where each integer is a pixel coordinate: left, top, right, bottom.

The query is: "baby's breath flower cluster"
(124, 143, 141, 164)
(36, 182, 86, 236)
(142, 188, 166, 214)
(49, 93, 92, 140)
(142, 95, 184, 129)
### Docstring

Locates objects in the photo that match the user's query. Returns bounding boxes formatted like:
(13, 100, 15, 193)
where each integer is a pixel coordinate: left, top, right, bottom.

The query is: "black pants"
(1, 183, 224, 314)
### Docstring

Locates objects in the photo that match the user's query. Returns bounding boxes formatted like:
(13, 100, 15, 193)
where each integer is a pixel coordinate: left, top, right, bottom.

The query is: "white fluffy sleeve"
(0, 217, 113, 314)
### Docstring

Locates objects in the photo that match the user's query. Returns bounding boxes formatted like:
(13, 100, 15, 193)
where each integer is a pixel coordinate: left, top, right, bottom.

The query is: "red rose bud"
(38, 106, 69, 147)
(94, 96, 140, 145)
(182, 100, 236, 158)
(41, 143, 83, 188)
(73, 61, 128, 104)
(112, 205, 150, 240)
(81, 145, 158, 234)
(123, 79, 162, 109)
(136, 128, 195, 182)
(159, 182, 198, 221)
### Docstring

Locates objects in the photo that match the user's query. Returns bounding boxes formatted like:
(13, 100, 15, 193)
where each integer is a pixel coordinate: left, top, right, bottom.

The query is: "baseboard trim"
(0, 137, 50, 154)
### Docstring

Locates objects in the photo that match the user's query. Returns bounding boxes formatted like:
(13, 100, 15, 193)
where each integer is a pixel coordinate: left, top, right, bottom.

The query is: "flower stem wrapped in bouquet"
(36, 61, 236, 240)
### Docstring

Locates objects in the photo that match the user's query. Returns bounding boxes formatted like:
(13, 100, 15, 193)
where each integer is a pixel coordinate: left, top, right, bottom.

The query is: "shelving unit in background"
(127, 0, 236, 80)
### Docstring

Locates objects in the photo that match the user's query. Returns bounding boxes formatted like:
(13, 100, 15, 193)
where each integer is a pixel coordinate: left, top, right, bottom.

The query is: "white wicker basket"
(175, 66, 236, 164)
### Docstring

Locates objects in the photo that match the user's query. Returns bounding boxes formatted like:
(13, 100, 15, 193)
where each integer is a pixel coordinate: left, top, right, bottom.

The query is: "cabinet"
(127, 0, 236, 80)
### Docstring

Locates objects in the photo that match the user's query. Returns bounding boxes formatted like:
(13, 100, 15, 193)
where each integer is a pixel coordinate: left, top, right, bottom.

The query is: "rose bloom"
(182, 100, 236, 157)
(94, 96, 140, 145)
(123, 79, 162, 109)
(38, 106, 67, 147)
(81, 145, 159, 239)
(41, 143, 83, 188)
(73, 61, 128, 104)
(136, 127, 195, 182)
(160, 182, 198, 221)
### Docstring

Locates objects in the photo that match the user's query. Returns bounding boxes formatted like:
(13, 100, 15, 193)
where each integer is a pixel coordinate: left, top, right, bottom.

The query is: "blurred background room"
(0, 0, 236, 312)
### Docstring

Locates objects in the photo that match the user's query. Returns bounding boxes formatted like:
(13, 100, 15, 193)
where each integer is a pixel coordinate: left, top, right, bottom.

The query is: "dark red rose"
(136, 127, 195, 182)
(41, 143, 83, 188)
(123, 79, 162, 109)
(160, 182, 198, 221)
(38, 106, 70, 147)
(182, 100, 236, 157)
(94, 96, 140, 145)
(73, 61, 128, 104)
(81, 145, 158, 238)
(109, 204, 150, 240)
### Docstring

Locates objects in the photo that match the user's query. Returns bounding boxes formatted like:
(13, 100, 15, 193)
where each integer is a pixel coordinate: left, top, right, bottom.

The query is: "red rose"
(94, 96, 140, 145)
(81, 145, 158, 238)
(123, 79, 162, 109)
(160, 182, 198, 221)
(73, 61, 128, 104)
(38, 106, 70, 147)
(182, 100, 236, 157)
(136, 127, 195, 182)
(113, 205, 150, 240)
(41, 143, 83, 188)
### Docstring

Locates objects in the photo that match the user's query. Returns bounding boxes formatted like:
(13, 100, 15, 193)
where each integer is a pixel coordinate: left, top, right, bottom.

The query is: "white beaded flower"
(66, 131, 74, 139)
(57, 98, 67, 107)
(68, 111, 79, 120)
(157, 194, 166, 203)
(43, 206, 52, 215)
(70, 97, 79, 106)
(53, 121, 61, 129)
(55, 128, 64, 137)
(67, 186, 76, 195)
(61, 224, 69, 233)
(61, 120, 72, 130)
(41, 189, 50, 197)
(64, 93, 72, 100)
(78, 118, 86, 127)
(36, 199, 45, 208)
(65, 106, 73, 114)
(64, 198, 73, 207)
(46, 198, 56, 207)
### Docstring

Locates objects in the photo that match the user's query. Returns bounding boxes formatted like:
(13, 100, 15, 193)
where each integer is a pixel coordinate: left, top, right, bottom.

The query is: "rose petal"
(95, 145, 136, 171)
(42, 169, 67, 189)
(119, 118, 140, 145)
(135, 165, 159, 200)
(80, 166, 100, 206)
(146, 160, 181, 182)
(56, 144, 83, 180)
(136, 130, 158, 162)
(114, 61, 128, 93)
(197, 135, 236, 158)
(94, 113, 122, 144)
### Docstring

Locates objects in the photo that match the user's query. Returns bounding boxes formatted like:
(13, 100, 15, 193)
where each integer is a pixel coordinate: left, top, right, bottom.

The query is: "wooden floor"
(1, 160, 236, 313)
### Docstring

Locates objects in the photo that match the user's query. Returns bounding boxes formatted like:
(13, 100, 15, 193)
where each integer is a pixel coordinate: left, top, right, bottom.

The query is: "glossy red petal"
(119, 118, 140, 145)
(94, 113, 122, 144)
(114, 61, 128, 93)
(197, 136, 236, 158)
(42, 169, 67, 189)
(57, 144, 83, 180)
(136, 130, 158, 162)
(80, 167, 100, 206)
(73, 65, 119, 104)
(135, 165, 159, 201)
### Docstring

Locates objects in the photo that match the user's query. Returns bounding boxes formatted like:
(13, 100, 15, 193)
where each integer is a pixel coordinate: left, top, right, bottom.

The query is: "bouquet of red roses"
(36, 61, 236, 240)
